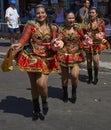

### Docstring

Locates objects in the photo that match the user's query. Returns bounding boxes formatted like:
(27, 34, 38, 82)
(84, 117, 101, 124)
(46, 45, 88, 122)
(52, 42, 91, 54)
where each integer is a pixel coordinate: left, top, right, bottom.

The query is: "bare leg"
(36, 73, 49, 115)
(27, 72, 40, 120)
(93, 53, 99, 84)
(61, 66, 69, 102)
(86, 53, 93, 84)
(70, 65, 79, 103)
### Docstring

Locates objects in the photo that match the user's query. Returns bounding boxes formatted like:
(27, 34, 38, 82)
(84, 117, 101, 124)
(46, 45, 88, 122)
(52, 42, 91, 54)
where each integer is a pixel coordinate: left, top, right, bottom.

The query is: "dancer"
(58, 10, 85, 103)
(82, 7, 110, 85)
(11, 4, 63, 120)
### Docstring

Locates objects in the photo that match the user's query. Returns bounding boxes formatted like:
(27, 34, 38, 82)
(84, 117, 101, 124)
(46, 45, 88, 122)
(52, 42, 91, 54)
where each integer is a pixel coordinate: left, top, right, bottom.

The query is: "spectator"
(105, 18, 111, 47)
(5, 0, 21, 44)
(76, 0, 90, 23)
(54, 1, 65, 25)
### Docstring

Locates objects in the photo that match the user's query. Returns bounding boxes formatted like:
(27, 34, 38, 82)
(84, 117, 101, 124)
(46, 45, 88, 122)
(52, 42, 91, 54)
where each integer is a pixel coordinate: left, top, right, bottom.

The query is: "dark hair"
(35, 4, 47, 13)
(35, 4, 53, 39)
(64, 10, 75, 19)
(90, 7, 99, 13)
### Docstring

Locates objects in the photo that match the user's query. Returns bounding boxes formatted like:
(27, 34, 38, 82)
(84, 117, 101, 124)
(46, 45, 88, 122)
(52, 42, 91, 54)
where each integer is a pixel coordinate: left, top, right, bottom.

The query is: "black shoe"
(70, 96, 76, 103)
(32, 111, 39, 121)
(63, 94, 68, 103)
(93, 78, 98, 85)
(71, 87, 77, 103)
(87, 79, 93, 84)
(62, 86, 68, 103)
(42, 102, 48, 115)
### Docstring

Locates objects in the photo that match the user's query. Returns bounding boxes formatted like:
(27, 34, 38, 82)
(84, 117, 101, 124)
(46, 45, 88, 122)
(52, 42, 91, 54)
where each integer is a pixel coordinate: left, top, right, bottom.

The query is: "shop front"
(0, 0, 111, 32)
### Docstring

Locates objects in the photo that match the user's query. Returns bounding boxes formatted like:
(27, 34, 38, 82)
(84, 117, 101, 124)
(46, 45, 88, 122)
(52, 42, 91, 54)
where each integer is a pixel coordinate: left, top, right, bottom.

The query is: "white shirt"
(5, 7, 20, 28)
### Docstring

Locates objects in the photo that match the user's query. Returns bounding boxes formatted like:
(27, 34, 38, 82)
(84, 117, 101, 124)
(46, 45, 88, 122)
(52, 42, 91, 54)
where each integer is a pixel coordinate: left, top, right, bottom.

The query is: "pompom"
(51, 38, 64, 51)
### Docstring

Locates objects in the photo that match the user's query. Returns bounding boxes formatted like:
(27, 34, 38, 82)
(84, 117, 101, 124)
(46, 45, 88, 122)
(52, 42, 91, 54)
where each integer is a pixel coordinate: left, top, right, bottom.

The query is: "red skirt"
(82, 41, 110, 53)
(58, 52, 85, 67)
(14, 50, 60, 74)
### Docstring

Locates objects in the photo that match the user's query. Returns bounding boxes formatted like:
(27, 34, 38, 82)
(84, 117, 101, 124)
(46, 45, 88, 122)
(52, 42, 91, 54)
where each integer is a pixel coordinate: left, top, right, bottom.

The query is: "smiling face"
(65, 12, 75, 27)
(35, 7, 47, 23)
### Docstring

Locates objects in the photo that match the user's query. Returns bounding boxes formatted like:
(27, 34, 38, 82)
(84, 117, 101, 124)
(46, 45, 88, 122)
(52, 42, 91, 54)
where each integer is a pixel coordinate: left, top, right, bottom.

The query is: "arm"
(79, 7, 89, 22)
(11, 23, 33, 50)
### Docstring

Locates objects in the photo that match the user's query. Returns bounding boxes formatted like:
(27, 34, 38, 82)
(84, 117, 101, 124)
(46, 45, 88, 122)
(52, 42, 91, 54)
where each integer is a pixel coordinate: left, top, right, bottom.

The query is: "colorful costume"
(58, 23, 85, 67)
(82, 18, 110, 54)
(15, 21, 59, 74)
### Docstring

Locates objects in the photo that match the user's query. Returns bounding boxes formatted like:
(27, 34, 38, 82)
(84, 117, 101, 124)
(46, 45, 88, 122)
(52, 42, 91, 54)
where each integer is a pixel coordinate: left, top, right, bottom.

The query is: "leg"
(15, 30, 20, 41)
(61, 66, 69, 102)
(36, 73, 49, 115)
(86, 52, 93, 84)
(9, 33, 15, 44)
(93, 53, 99, 85)
(27, 72, 40, 120)
(70, 65, 79, 103)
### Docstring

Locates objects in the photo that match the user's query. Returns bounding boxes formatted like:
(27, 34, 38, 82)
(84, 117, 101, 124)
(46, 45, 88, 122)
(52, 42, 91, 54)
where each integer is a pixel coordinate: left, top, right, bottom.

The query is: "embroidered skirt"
(14, 50, 59, 74)
(58, 52, 85, 67)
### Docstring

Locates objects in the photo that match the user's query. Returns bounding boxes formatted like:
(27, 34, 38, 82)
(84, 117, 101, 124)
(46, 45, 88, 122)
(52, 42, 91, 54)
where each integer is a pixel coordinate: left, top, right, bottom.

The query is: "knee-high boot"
(41, 96, 48, 115)
(87, 68, 93, 84)
(93, 67, 98, 85)
(71, 85, 77, 103)
(62, 86, 68, 102)
(32, 98, 40, 120)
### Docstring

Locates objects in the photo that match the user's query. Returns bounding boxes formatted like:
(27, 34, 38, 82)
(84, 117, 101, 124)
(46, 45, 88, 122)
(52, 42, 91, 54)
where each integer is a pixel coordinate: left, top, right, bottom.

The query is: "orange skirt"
(14, 50, 60, 74)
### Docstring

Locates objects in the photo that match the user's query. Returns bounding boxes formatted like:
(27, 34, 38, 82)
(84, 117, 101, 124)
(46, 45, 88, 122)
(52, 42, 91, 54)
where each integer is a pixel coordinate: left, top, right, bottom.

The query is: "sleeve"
(5, 9, 10, 18)
(52, 24, 60, 39)
(18, 24, 32, 45)
(16, 9, 20, 18)
(79, 8, 84, 17)
(100, 20, 105, 33)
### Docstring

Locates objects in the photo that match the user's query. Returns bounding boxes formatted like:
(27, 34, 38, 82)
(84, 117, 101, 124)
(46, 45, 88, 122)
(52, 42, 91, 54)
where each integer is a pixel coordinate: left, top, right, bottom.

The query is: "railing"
(0, 22, 111, 33)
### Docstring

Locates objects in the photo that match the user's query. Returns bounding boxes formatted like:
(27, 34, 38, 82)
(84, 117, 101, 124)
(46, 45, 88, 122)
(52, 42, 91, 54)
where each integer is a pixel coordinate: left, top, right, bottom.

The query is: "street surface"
(0, 39, 111, 130)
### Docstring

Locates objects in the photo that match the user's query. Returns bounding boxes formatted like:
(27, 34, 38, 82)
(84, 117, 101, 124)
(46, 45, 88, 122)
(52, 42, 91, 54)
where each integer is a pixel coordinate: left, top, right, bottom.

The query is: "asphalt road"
(0, 39, 111, 130)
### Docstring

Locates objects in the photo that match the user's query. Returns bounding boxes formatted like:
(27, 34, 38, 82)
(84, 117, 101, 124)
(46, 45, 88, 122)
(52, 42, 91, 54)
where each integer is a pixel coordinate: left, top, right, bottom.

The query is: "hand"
(9, 22, 12, 26)
(11, 43, 23, 50)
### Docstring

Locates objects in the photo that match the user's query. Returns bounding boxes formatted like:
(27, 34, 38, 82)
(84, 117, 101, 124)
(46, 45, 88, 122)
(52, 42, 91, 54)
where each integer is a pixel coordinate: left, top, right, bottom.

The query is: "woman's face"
(89, 9, 98, 20)
(65, 12, 75, 27)
(36, 7, 47, 22)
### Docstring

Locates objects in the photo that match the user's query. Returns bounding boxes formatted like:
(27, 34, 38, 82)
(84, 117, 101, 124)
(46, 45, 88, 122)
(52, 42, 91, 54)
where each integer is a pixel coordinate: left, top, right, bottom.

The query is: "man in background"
(76, 0, 90, 23)
(5, 0, 21, 44)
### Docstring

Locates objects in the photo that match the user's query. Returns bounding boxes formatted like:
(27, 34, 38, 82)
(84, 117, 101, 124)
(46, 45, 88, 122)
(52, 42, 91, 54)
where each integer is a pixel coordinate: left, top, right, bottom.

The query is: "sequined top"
(18, 21, 59, 57)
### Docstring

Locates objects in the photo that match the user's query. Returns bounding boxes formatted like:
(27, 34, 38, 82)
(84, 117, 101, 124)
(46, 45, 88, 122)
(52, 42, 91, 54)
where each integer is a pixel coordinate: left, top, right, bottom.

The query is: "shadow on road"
(0, 96, 32, 117)
(79, 74, 88, 83)
(48, 86, 62, 100)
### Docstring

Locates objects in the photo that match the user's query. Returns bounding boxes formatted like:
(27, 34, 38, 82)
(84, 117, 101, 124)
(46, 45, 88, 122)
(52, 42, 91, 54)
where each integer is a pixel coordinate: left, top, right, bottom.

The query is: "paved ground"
(0, 39, 111, 130)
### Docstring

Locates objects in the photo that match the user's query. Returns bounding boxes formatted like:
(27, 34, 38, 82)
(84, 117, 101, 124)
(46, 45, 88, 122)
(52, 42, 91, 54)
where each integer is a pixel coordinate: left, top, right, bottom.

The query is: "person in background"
(5, 0, 21, 45)
(58, 10, 85, 103)
(27, 5, 35, 20)
(76, 0, 90, 23)
(54, 1, 65, 25)
(105, 18, 111, 48)
(82, 7, 110, 85)
(11, 4, 64, 121)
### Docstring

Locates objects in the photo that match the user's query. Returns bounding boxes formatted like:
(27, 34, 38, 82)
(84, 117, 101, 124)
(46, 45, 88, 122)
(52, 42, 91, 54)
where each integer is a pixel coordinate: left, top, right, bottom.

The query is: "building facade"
(0, 0, 111, 32)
